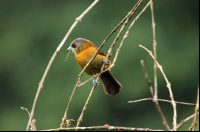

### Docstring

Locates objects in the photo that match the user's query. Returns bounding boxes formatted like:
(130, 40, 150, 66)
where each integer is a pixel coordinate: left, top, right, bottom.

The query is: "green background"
(0, 0, 199, 131)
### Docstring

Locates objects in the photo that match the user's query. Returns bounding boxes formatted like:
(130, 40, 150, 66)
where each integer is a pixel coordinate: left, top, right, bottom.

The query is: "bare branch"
(128, 97, 196, 106)
(42, 125, 164, 131)
(21, 107, 31, 118)
(150, 0, 158, 101)
(171, 112, 199, 131)
(112, 1, 151, 66)
(140, 60, 170, 130)
(78, 66, 113, 87)
(139, 45, 177, 131)
(141, 60, 154, 97)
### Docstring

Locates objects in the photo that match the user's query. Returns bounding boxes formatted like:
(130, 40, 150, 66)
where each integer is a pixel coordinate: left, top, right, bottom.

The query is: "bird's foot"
(93, 78, 99, 87)
(103, 59, 109, 65)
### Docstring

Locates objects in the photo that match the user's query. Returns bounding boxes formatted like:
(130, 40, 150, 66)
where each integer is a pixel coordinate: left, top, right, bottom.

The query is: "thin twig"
(21, 107, 31, 118)
(112, 1, 151, 66)
(78, 65, 113, 87)
(171, 112, 199, 131)
(190, 86, 199, 131)
(140, 60, 170, 130)
(150, 0, 158, 100)
(76, 0, 145, 127)
(103, 0, 144, 70)
(150, 1, 170, 130)
(128, 97, 196, 106)
(42, 125, 164, 131)
(139, 45, 177, 131)
(76, 85, 96, 127)
(58, 0, 100, 128)
(141, 60, 154, 97)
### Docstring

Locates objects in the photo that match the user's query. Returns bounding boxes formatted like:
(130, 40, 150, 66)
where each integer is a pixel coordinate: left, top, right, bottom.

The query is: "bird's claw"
(103, 60, 109, 65)
(93, 78, 99, 87)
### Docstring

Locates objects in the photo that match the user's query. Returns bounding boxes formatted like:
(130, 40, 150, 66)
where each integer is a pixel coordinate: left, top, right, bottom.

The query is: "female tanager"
(67, 38, 122, 96)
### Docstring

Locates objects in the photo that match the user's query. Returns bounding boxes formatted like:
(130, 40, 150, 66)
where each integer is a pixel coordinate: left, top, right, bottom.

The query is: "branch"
(171, 112, 199, 131)
(139, 45, 177, 131)
(78, 66, 113, 87)
(140, 60, 170, 131)
(140, 60, 154, 97)
(42, 125, 164, 131)
(149, 1, 172, 130)
(128, 97, 196, 106)
(150, 0, 158, 100)
(112, 1, 151, 66)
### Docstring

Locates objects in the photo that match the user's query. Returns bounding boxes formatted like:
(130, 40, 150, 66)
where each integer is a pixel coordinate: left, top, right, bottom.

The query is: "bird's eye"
(72, 43, 76, 48)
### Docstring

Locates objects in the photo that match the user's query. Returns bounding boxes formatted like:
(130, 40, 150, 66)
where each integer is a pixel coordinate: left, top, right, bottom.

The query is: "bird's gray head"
(67, 38, 87, 55)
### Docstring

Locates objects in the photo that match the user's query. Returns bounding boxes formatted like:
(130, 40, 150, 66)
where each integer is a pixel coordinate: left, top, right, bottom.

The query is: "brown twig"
(150, 0, 158, 100)
(21, 107, 31, 118)
(42, 124, 164, 131)
(76, 85, 96, 127)
(139, 45, 177, 131)
(171, 112, 199, 131)
(78, 66, 113, 87)
(140, 60, 170, 130)
(141, 60, 154, 97)
(112, 1, 151, 67)
(76, 0, 145, 127)
(190, 86, 199, 131)
(150, 1, 171, 130)
(128, 97, 196, 106)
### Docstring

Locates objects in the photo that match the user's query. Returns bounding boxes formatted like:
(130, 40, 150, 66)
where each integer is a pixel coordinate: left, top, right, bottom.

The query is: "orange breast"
(75, 47, 111, 75)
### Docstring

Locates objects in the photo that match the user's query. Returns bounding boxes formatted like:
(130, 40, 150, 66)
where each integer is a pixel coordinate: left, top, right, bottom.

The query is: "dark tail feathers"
(100, 71, 122, 96)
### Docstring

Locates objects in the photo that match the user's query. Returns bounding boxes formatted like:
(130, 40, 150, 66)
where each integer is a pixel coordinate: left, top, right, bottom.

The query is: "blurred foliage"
(0, 0, 199, 131)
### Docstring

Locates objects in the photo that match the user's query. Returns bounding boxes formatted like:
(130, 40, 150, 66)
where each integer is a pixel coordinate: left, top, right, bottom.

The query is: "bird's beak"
(67, 47, 72, 52)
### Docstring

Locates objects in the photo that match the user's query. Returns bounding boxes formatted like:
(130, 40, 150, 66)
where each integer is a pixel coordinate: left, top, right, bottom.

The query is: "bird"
(67, 38, 122, 96)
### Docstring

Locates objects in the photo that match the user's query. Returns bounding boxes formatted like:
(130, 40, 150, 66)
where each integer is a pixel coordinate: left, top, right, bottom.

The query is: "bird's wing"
(97, 49, 107, 56)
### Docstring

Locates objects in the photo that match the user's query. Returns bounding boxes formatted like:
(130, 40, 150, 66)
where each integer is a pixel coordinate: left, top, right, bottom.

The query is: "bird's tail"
(100, 71, 122, 96)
